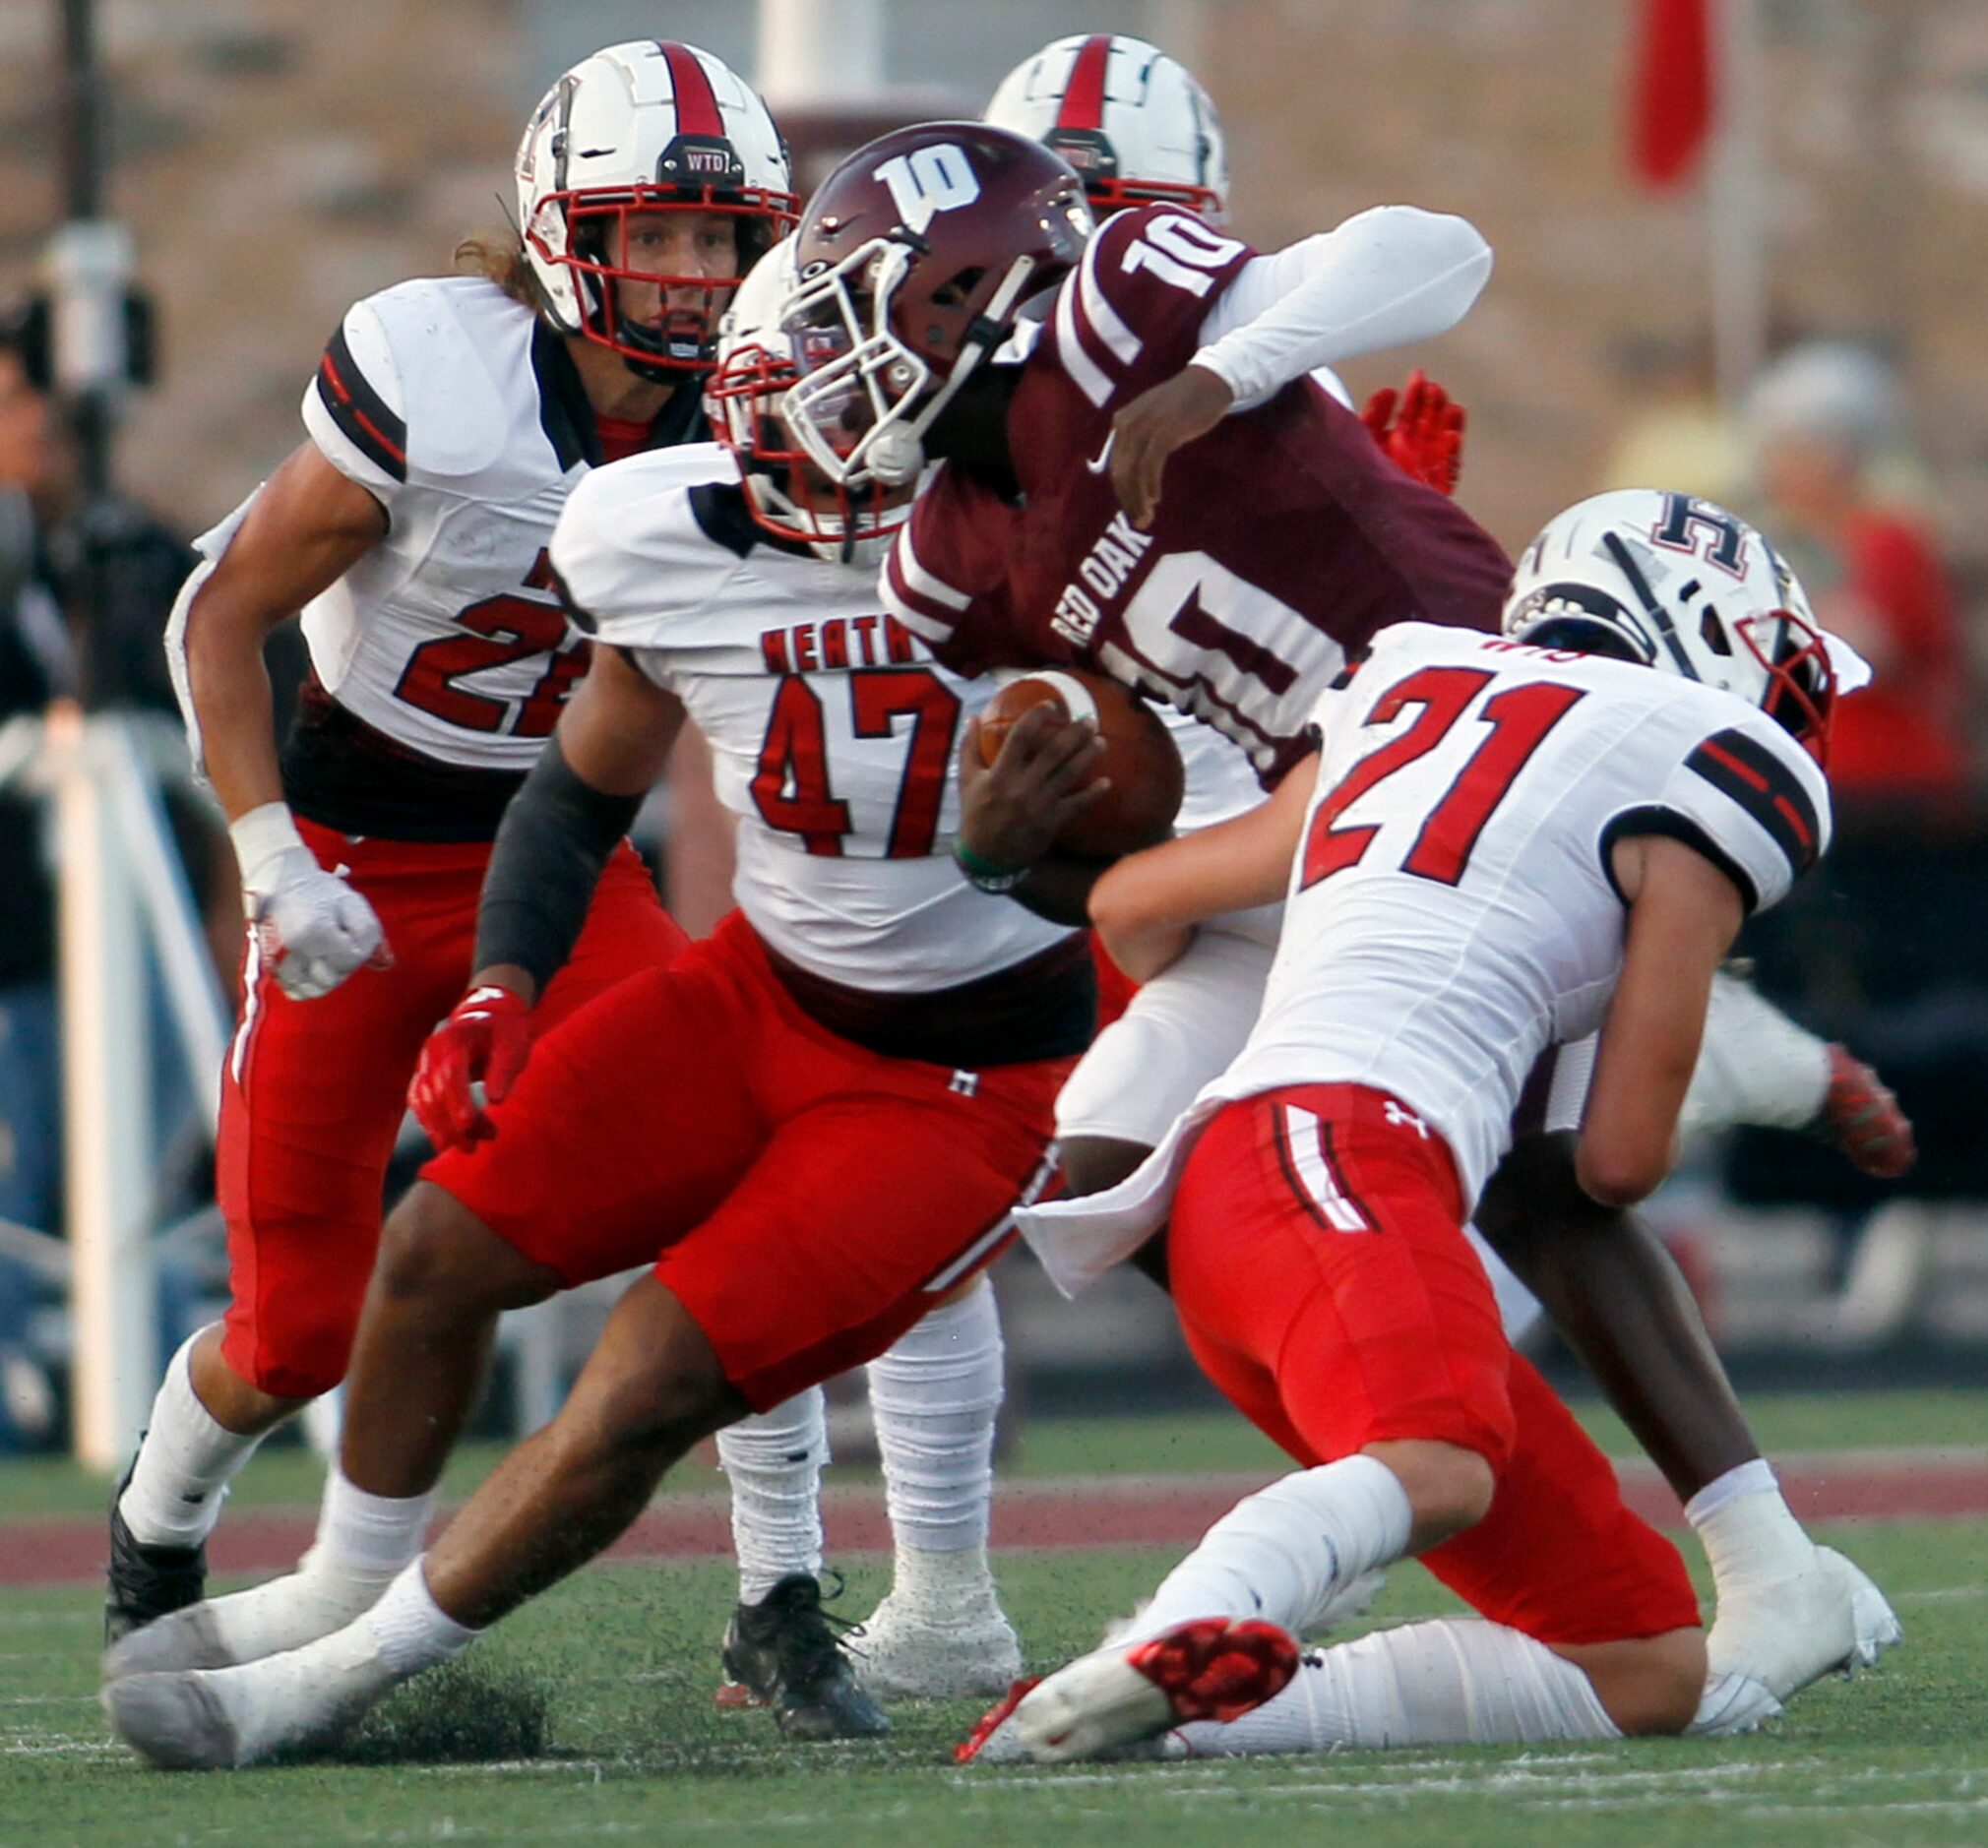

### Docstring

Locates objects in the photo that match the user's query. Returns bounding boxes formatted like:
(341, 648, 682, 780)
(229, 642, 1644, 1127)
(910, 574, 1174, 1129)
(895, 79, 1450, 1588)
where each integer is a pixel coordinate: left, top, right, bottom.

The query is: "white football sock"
(1681, 971, 1832, 1134)
(1174, 1619, 1620, 1755)
(1121, 1455, 1413, 1645)
(314, 1463, 437, 1579)
(364, 1560, 479, 1677)
(1686, 1460, 1816, 1596)
(867, 1278, 1005, 1605)
(117, 1327, 267, 1548)
(716, 1388, 828, 1603)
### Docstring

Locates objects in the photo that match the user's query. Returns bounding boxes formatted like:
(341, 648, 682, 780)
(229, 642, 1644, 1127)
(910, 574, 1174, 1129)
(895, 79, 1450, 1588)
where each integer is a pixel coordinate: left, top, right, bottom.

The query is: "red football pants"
(1168, 1082, 1699, 1646)
(422, 910, 1071, 1411)
(217, 818, 686, 1397)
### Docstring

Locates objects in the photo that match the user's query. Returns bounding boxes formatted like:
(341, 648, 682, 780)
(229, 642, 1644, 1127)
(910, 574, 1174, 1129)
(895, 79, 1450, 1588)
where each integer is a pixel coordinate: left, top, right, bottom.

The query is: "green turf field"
(5, 1386, 1983, 1518)
(4, 1397, 1986, 1846)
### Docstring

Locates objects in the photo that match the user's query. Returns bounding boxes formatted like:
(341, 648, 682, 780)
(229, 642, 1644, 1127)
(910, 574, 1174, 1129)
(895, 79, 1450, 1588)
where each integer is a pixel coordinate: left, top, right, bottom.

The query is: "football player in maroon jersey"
(110, 42, 789, 1647)
(775, 119, 1902, 1728)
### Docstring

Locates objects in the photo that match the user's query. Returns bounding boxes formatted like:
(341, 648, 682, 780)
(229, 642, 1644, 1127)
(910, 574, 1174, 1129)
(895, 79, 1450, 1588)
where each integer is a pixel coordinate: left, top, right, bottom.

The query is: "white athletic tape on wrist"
(228, 802, 308, 893)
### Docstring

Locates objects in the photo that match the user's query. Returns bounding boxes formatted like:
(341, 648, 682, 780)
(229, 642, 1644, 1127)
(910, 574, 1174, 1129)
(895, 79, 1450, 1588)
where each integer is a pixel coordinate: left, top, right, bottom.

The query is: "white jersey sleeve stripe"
(1077, 237, 1142, 365)
(891, 533, 971, 611)
(879, 588, 955, 647)
(1054, 271, 1116, 409)
(1277, 1103, 1372, 1234)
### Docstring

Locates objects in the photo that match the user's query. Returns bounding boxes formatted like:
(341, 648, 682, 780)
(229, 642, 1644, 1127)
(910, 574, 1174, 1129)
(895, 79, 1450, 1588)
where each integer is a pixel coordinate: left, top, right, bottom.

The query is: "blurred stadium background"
(2, 0, 1987, 1469)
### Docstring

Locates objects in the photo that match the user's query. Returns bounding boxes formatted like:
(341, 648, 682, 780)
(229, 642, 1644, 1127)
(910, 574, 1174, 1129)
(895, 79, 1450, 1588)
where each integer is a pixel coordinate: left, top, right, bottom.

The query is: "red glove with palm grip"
(409, 984, 533, 1153)
(1360, 369, 1466, 497)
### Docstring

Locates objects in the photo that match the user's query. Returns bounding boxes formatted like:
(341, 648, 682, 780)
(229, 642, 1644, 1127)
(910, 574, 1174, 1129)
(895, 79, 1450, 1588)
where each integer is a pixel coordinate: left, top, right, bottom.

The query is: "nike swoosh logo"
(1086, 434, 1115, 474)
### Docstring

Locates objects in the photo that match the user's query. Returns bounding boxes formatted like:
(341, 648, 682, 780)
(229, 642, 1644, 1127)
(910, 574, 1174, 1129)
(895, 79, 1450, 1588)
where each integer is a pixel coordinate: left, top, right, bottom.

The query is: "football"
(977, 667, 1186, 859)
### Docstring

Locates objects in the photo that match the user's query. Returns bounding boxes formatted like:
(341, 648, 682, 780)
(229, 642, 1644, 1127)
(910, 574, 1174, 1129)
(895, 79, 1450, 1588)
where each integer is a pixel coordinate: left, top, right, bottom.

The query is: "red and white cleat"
(960, 1618, 1300, 1765)
(955, 1676, 1041, 1763)
(1816, 1045, 1916, 1179)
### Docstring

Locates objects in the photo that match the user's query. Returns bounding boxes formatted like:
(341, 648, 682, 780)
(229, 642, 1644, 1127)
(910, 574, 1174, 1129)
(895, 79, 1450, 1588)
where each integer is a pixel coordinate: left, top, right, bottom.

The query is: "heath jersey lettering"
(550, 444, 1075, 992)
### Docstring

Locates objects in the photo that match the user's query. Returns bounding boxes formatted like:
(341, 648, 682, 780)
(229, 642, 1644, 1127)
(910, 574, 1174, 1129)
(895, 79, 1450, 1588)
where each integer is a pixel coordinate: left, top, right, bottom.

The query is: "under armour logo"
(1384, 1101, 1429, 1138)
(949, 1070, 979, 1097)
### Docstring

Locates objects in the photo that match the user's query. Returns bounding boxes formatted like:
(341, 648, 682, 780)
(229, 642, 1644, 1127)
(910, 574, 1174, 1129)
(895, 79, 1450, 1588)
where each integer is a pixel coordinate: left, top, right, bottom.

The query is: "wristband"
(228, 801, 308, 893)
(954, 841, 1030, 894)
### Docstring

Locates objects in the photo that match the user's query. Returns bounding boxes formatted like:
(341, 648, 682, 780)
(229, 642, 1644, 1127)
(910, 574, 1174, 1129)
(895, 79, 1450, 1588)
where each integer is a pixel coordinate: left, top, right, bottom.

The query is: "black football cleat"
(104, 1450, 208, 1646)
(718, 1572, 891, 1742)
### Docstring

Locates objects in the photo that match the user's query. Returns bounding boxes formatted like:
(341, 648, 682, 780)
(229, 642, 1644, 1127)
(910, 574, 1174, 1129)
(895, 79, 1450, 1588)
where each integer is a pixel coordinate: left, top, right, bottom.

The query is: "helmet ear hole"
(929, 267, 987, 308)
(1699, 608, 1735, 656)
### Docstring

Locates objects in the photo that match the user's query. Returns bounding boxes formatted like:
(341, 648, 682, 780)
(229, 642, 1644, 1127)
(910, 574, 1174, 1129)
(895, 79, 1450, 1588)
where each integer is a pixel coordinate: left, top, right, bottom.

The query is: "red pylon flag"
(1629, 0, 1716, 187)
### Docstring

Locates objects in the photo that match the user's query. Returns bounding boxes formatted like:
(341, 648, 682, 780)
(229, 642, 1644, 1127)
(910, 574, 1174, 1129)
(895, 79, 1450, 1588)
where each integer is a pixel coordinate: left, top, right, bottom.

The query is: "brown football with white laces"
(977, 667, 1185, 859)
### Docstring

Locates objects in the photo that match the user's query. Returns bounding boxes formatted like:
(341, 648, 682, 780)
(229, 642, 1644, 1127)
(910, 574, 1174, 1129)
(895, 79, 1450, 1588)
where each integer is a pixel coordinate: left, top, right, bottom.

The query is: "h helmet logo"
(1650, 493, 1748, 578)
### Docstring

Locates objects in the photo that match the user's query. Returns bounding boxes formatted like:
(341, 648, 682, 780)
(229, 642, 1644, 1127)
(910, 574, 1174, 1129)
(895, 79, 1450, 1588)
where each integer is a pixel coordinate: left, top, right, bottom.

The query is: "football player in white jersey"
(703, 37, 1493, 1708)
(110, 42, 792, 1645)
(963, 493, 1887, 1763)
(796, 108, 1902, 1723)
(99, 249, 1109, 1768)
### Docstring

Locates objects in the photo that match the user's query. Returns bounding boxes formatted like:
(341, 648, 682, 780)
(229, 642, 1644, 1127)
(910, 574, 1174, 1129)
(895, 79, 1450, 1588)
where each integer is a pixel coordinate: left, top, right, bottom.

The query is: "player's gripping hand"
(958, 703, 1109, 878)
(1110, 363, 1235, 529)
(230, 804, 390, 1001)
(1360, 369, 1466, 497)
(409, 985, 534, 1153)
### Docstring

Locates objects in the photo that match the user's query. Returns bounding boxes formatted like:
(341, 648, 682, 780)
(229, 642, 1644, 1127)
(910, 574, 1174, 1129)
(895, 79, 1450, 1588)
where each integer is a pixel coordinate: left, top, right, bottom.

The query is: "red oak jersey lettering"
(549, 446, 1076, 991)
(881, 206, 1513, 782)
(1226, 624, 1832, 1203)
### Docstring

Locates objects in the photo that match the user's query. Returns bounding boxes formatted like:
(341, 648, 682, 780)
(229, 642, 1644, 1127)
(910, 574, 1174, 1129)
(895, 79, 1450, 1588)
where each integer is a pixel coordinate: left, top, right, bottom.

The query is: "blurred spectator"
(0, 322, 200, 1449)
(1743, 342, 1972, 816)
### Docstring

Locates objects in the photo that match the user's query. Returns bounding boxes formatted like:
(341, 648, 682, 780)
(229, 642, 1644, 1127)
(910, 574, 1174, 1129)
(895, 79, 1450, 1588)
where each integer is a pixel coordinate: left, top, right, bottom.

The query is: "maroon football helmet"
(777, 123, 1093, 520)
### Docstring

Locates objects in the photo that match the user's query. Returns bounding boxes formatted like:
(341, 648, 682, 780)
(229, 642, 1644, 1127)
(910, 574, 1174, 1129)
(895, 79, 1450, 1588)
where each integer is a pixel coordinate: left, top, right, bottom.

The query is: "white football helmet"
(707, 236, 912, 563)
(984, 33, 1227, 220)
(1503, 489, 1840, 761)
(516, 40, 796, 377)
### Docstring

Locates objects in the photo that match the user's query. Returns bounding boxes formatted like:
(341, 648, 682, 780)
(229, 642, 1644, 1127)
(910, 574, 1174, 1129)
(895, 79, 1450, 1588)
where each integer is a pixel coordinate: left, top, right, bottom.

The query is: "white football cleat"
(1690, 1546, 1900, 1737)
(854, 1588, 1023, 1699)
(103, 1621, 404, 1769)
(104, 1560, 395, 1681)
(963, 1617, 1299, 1765)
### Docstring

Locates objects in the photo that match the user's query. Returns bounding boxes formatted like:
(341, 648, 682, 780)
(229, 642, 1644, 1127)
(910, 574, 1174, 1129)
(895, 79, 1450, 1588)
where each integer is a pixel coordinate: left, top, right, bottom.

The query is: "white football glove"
(230, 804, 389, 1001)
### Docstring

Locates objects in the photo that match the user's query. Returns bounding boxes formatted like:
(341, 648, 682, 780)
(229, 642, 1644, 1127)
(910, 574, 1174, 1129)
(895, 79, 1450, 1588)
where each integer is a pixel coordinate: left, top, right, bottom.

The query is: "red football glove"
(409, 984, 534, 1153)
(1360, 369, 1466, 497)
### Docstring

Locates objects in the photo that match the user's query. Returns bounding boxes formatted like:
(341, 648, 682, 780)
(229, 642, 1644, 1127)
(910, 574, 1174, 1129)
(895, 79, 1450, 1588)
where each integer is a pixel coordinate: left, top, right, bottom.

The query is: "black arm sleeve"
(473, 733, 646, 993)
(1009, 852, 1110, 927)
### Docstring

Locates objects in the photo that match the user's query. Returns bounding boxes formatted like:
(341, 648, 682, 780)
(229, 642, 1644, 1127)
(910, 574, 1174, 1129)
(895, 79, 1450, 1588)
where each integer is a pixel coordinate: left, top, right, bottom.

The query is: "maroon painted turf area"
(6, 1451, 1987, 1588)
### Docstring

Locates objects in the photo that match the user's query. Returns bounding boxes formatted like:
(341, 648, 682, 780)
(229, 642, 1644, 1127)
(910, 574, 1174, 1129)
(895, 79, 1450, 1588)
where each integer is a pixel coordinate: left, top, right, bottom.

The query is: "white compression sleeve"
(1680, 968, 1832, 1134)
(1173, 1619, 1620, 1755)
(866, 1277, 1004, 1560)
(117, 1326, 264, 1548)
(1122, 1456, 1413, 1644)
(1192, 207, 1493, 409)
(715, 1388, 829, 1603)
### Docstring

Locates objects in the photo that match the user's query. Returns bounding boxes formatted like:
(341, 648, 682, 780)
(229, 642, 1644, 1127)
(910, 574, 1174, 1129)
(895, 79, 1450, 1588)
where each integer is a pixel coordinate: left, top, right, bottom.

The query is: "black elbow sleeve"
(474, 736, 646, 991)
